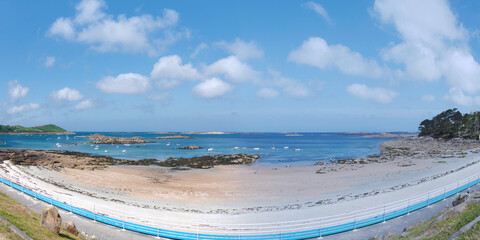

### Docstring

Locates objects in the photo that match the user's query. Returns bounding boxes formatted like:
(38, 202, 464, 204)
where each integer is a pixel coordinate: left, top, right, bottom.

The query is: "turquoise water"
(0, 132, 393, 167)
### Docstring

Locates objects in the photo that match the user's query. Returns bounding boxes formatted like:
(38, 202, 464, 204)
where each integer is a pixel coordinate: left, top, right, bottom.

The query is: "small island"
(152, 135, 195, 139)
(179, 145, 202, 149)
(0, 124, 73, 135)
(77, 133, 154, 144)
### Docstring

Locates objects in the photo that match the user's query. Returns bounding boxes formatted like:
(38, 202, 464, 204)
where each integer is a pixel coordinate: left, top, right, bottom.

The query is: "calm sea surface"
(0, 132, 394, 167)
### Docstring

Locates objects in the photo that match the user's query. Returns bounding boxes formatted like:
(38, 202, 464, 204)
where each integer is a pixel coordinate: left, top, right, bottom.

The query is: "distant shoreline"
(0, 132, 75, 135)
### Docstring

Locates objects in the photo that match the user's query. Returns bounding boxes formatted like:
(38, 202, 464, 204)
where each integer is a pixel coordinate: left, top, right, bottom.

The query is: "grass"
(0, 191, 78, 240)
(0, 220, 24, 240)
(381, 196, 480, 240)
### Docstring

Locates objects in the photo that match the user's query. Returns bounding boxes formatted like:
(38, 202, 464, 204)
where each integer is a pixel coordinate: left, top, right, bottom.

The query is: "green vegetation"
(0, 192, 77, 240)
(419, 108, 480, 139)
(0, 124, 66, 133)
(380, 197, 480, 240)
(0, 220, 23, 240)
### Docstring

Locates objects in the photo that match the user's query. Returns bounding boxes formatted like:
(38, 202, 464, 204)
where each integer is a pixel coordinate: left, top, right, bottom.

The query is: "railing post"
(383, 205, 386, 223)
(427, 192, 430, 206)
(122, 216, 125, 231)
(457, 182, 459, 194)
(319, 218, 323, 239)
(34, 192, 37, 199)
(196, 223, 199, 240)
(93, 204, 96, 222)
(407, 199, 410, 214)
(69, 198, 72, 213)
(443, 186, 446, 200)
(353, 211, 357, 231)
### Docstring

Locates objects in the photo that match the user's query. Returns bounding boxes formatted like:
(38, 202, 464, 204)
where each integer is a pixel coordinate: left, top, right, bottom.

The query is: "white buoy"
(207, 148, 214, 151)
(284, 146, 289, 149)
(254, 147, 260, 150)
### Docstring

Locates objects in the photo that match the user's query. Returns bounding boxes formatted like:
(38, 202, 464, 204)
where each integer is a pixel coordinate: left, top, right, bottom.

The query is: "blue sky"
(1, 0, 480, 132)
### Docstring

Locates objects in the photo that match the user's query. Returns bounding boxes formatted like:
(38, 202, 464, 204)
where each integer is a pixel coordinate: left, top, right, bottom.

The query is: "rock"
(152, 135, 194, 139)
(78, 232, 99, 240)
(78, 133, 154, 145)
(41, 207, 62, 234)
(63, 220, 79, 236)
(179, 145, 202, 149)
(452, 193, 468, 206)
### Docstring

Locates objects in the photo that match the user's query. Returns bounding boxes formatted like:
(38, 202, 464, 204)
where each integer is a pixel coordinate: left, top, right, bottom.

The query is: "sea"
(0, 132, 397, 167)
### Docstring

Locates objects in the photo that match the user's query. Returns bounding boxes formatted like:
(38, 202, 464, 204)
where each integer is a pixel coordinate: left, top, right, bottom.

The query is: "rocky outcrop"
(179, 145, 202, 149)
(41, 207, 62, 234)
(158, 154, 260, 169)
(152, 135, 194, 139)
(63, 220, 79, 236)
(78, 134, 154, 144)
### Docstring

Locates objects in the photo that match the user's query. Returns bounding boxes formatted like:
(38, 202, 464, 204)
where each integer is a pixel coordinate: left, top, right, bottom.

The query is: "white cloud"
(48, 17, 75, 40)
(74, 0, 106, 24)
(216, 38, 263, 60)
(7, 103, 40, 114)
(45, 56, 56, 67)
(75, 99, 94, 110)
(347, 84, 398, 103)
(289, 37, 384, 78)
(190, 42, 208, 58)
(256, 88, 279, 99)
(50, 87, 84, 102)
(205, 56, 260, 82)
(444, 88, 480, 106)
(151, 55, 201, 81)
(374, 0, 480, 94)
(48, 0, 181, 54)
(193, 78, 232, 98)
(96, 73, 151, 94)
(8, 80, 29, 102)
(304, 1, 331, 23)
(420, 94, 435, 103)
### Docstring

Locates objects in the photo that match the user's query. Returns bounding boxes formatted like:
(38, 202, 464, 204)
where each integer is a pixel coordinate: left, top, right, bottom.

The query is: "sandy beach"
(2, 137, 480, 233)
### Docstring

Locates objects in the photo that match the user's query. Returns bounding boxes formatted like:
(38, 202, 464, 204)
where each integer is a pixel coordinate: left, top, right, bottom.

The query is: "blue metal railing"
(0, 174, 478, 240)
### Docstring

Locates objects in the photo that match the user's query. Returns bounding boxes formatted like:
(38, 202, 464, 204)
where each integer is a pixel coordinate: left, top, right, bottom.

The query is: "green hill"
(0, 124, 67, 133)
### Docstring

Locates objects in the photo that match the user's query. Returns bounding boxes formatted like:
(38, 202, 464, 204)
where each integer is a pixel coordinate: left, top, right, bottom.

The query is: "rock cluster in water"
(77, 134, 154, 144)
(151, 135, 194, 139)
(178, 145, 202, 149)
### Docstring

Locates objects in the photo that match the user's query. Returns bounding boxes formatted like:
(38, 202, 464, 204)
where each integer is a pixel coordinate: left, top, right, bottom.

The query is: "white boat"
(233, 147, 239, 150)
(90, 144, 94, 147)
(284, 146, 289, 149)
(253, 147, 260, 150)
(166, 143, 171, 146)
(272, 147, 275, 150)
(124, 144, 130, 146)
(57, 144, 62, 148)
(95, 145, 99, 148)
(116, 146, 119, 148)
(242, 147, 247, 149)
(122, 150, 127, 153)
(207, 148, 214, 151)
(294, 148, 301, 151)
(104, 150, 108, 153)
(94, 147, 99, 150)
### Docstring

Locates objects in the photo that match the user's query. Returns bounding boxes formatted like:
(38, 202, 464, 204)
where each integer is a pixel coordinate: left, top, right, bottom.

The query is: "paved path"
(0, 214, 33, 240)
(0, 184, 156, 240)
(2, 179, 479, 240)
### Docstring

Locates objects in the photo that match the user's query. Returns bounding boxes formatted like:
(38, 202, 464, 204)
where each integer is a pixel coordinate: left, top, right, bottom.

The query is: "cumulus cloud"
(151, 55, 201, 88)
(7, 103, 40, 114)
(444, 88, 480, 106)
(50, 87, 84, 102)
(346, 83, 398, 103)
(48, 17, 75, 40)
(193, 78, 232, 98)
(289, 37, 384, 78)
(304, 1, 331, 23)
(48, 0, 181, 54)
(45, 56, 56, 67)
(374, 0, 480, 94)
(216, 38, 263, 60)
(190, 42, 208, 58)
(256, 88, 279, 99)
(74, 0, 106, 24)
(421, 94, 435, 103)
(75, 99, 94, 110)
(205, 56, 260, 82)
(96, 73, 151, 94)
(8, 80, 29, 102)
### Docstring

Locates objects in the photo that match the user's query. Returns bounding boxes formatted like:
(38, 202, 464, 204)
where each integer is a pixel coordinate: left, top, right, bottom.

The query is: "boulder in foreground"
(40, 207, 62, 234)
